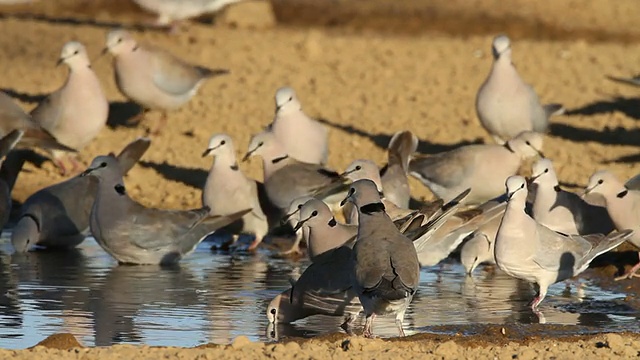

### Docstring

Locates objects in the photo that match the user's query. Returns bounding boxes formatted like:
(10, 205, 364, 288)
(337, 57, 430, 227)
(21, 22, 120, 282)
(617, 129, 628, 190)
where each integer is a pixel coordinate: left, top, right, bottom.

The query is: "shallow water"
(0, 234, 637, 349)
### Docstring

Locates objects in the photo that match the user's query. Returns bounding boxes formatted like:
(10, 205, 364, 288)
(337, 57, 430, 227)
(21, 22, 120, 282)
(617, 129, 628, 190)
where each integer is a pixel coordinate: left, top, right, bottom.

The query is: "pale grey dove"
(269, 87, 329, 165)
(460, 214, 501, 275)
(133, 0, 245, 26)
(243, 131, 346, 212)
(11, 138, 151, 253)
(495, 175, 632, 311)
(380, 130, 418, 209)
(279, 195, 314, 256)
(104, 29, 229, 133)
(0, 91, 75, 153)
(530, 158, 614, 235)
(30, 41, 109, 174)
(82, 155, 249, 265)
(342, 178, 419, 338)
(476, 35, 564, 144)
(584, 170, 640, 280)
(294, 198, 357, 261)
(202, 133, 268, 250)
(409, 130, 544, 204)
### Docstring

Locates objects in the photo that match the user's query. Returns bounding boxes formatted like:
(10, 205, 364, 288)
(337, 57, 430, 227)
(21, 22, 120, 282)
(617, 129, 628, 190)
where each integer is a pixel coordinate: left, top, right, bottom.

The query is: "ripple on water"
(0, 235, 636, 348)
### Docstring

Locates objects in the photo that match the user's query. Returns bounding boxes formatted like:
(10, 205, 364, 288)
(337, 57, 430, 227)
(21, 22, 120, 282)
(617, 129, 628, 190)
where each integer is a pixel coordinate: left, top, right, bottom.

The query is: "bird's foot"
(614, 270, 640, 281)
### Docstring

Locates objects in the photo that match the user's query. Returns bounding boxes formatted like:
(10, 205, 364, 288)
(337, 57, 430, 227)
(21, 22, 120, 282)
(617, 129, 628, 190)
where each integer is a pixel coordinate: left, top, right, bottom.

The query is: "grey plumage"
(83, 155, 249, 265)
(0, 130, 26, 236)
(11, 138, 151, 252)
(476, 35, 563, 144)
(495, 176, 632, 311)
(244, 131, 346, 212)
(132, 0, 245, 26)
(409, 131, 544, 204)
(380, 130, 418, 209)
(344, 179, 419, 337)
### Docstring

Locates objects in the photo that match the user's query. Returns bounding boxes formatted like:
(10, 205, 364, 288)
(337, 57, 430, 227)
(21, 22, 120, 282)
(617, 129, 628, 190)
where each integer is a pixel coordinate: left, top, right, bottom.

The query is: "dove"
(11, 138, 152, 253)
(243, 131, 346, 212)
(30, 41, 109, 174)
(294, 198, 357, 261)
(530, 158, 614, 235)
(460, 214, 501, 275)
(380, 130, 418, 209)
(269, 87, 328, 165)
(278, 196, 315, 255)
(202, 133, 268, 250)
(104, 29, 229, 133)
(267, 185, 466, 330)
(0, 130, 26, 235)
(342, 179, 419, 338)
(81, 155, 249, 265)
(476, 35, 564, 144)
(495, 175, 632, 311)
(584, 170, 640, 280)
(0, 91, 75, 153)
(132, 0, 245, 26)
(409, 131, 544, 204)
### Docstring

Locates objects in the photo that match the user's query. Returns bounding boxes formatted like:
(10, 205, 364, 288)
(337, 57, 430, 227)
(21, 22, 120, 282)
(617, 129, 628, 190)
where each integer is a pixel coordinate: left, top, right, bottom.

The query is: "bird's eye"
(544, 169, 549, 173)
(520, 183, 524, 189)
(288, 96, 293, 101)
(258, 141, 264, 147)
(297, 204, 303, 209)
(355, 166, 361, 171)
(598, 179, 604, 184)
(270, 308, 276, 315)
(100, 162, 107, 167)
(220, 140, 226, 145)
(311, 210, 318, 217)
(117, 38, 122, 43)
(349, 188, 355, 196)
(525, 141, 531, 145)
(73, 50, 79, 55)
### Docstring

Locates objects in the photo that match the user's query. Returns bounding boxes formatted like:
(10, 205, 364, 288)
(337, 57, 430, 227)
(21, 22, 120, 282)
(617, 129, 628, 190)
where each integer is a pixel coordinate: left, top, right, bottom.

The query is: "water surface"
(0, 234, 637, 349)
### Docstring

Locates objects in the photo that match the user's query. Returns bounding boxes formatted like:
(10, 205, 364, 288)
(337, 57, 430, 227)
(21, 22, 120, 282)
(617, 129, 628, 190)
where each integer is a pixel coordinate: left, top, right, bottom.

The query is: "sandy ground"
(1, 0, 640, 358)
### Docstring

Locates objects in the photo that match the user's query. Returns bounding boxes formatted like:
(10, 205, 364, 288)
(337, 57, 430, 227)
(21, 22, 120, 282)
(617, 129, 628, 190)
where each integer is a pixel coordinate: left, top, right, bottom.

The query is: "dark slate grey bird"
(342, 179, 419, 338)
(82, 155, 249, 265)
(11, 138, 151, 253)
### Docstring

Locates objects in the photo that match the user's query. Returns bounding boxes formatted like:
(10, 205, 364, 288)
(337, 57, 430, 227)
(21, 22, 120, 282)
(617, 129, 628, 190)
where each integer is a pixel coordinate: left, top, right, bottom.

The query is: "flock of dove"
(0, 14, 639, 339)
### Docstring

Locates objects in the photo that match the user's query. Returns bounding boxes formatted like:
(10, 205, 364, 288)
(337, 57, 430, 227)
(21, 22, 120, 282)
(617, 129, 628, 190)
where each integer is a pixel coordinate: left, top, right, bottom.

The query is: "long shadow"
(549, 123, 640, 147)
(107, 101, 143, 129)
(317, 117, 484, 155)
(138, 160, 207, 189)
(589, 250, 639, 277)
(606, 153, 640, 164)
(0, 12, 155, 32)
(1, 88, 47, 104)
(565, 96, 640, 121)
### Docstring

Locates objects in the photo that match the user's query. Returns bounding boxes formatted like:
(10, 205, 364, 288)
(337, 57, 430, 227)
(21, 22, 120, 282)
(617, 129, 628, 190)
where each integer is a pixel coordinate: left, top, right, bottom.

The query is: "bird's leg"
(52, 157, 69, 176)
(395, 318, 406, 337)
(279, 234, 303, 256)
(149, 111, 168, 135)
(67, 154, 83, 174)
(614, 254, 640, 281)
(362, 313, 376, 338)
(247, 235, 262, 251)
(528, 286, 547, 311)
(340, 313, 357, 335)
(127, 107, 148, 126)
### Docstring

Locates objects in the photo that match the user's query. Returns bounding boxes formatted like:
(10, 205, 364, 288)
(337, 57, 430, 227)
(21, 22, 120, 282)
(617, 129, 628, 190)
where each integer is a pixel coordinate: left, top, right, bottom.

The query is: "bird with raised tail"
(0, 91, 75, 153)
(104, 29, 229, 133)
(30, 41, 108, 174)
(476, 35, 563, 144)
(530, 158, 614, 236)
(243, 131, 346, 213)
(409, 131, 544, 205)
(133, 0, 245, 27)
(11, 138, 151, 253)
(343, 179, 419, 338)
(584, 170, 640, 280)
(495, 175, 632, 311)
(268, 87, 329, 165)
(81, 155, 249, 265)
(202, 133, 268, 250)
(380, 130, 418, 209)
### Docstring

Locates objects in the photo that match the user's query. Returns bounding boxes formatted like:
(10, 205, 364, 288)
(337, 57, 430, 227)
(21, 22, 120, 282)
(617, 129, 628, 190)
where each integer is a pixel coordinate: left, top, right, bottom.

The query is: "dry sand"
(1, 0, 640, 358)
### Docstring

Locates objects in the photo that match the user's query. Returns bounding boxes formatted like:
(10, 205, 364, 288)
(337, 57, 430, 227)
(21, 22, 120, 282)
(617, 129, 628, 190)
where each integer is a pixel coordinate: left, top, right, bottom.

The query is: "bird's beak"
(583, 185, 596, 196)
(293, 217, 309, 232)
(280, 210, 298, 225)
(536, 150, 545, 158)
(529, 172, 543, 183)
(80, 167, 97, 177)
(101, 47, 109, 56)
(56, 58, 64, 67)
(340, 194, 351, 207)
(201, 148, 211, 157)
(242, 148, 257, 162)
(338, 168, 358, 178)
